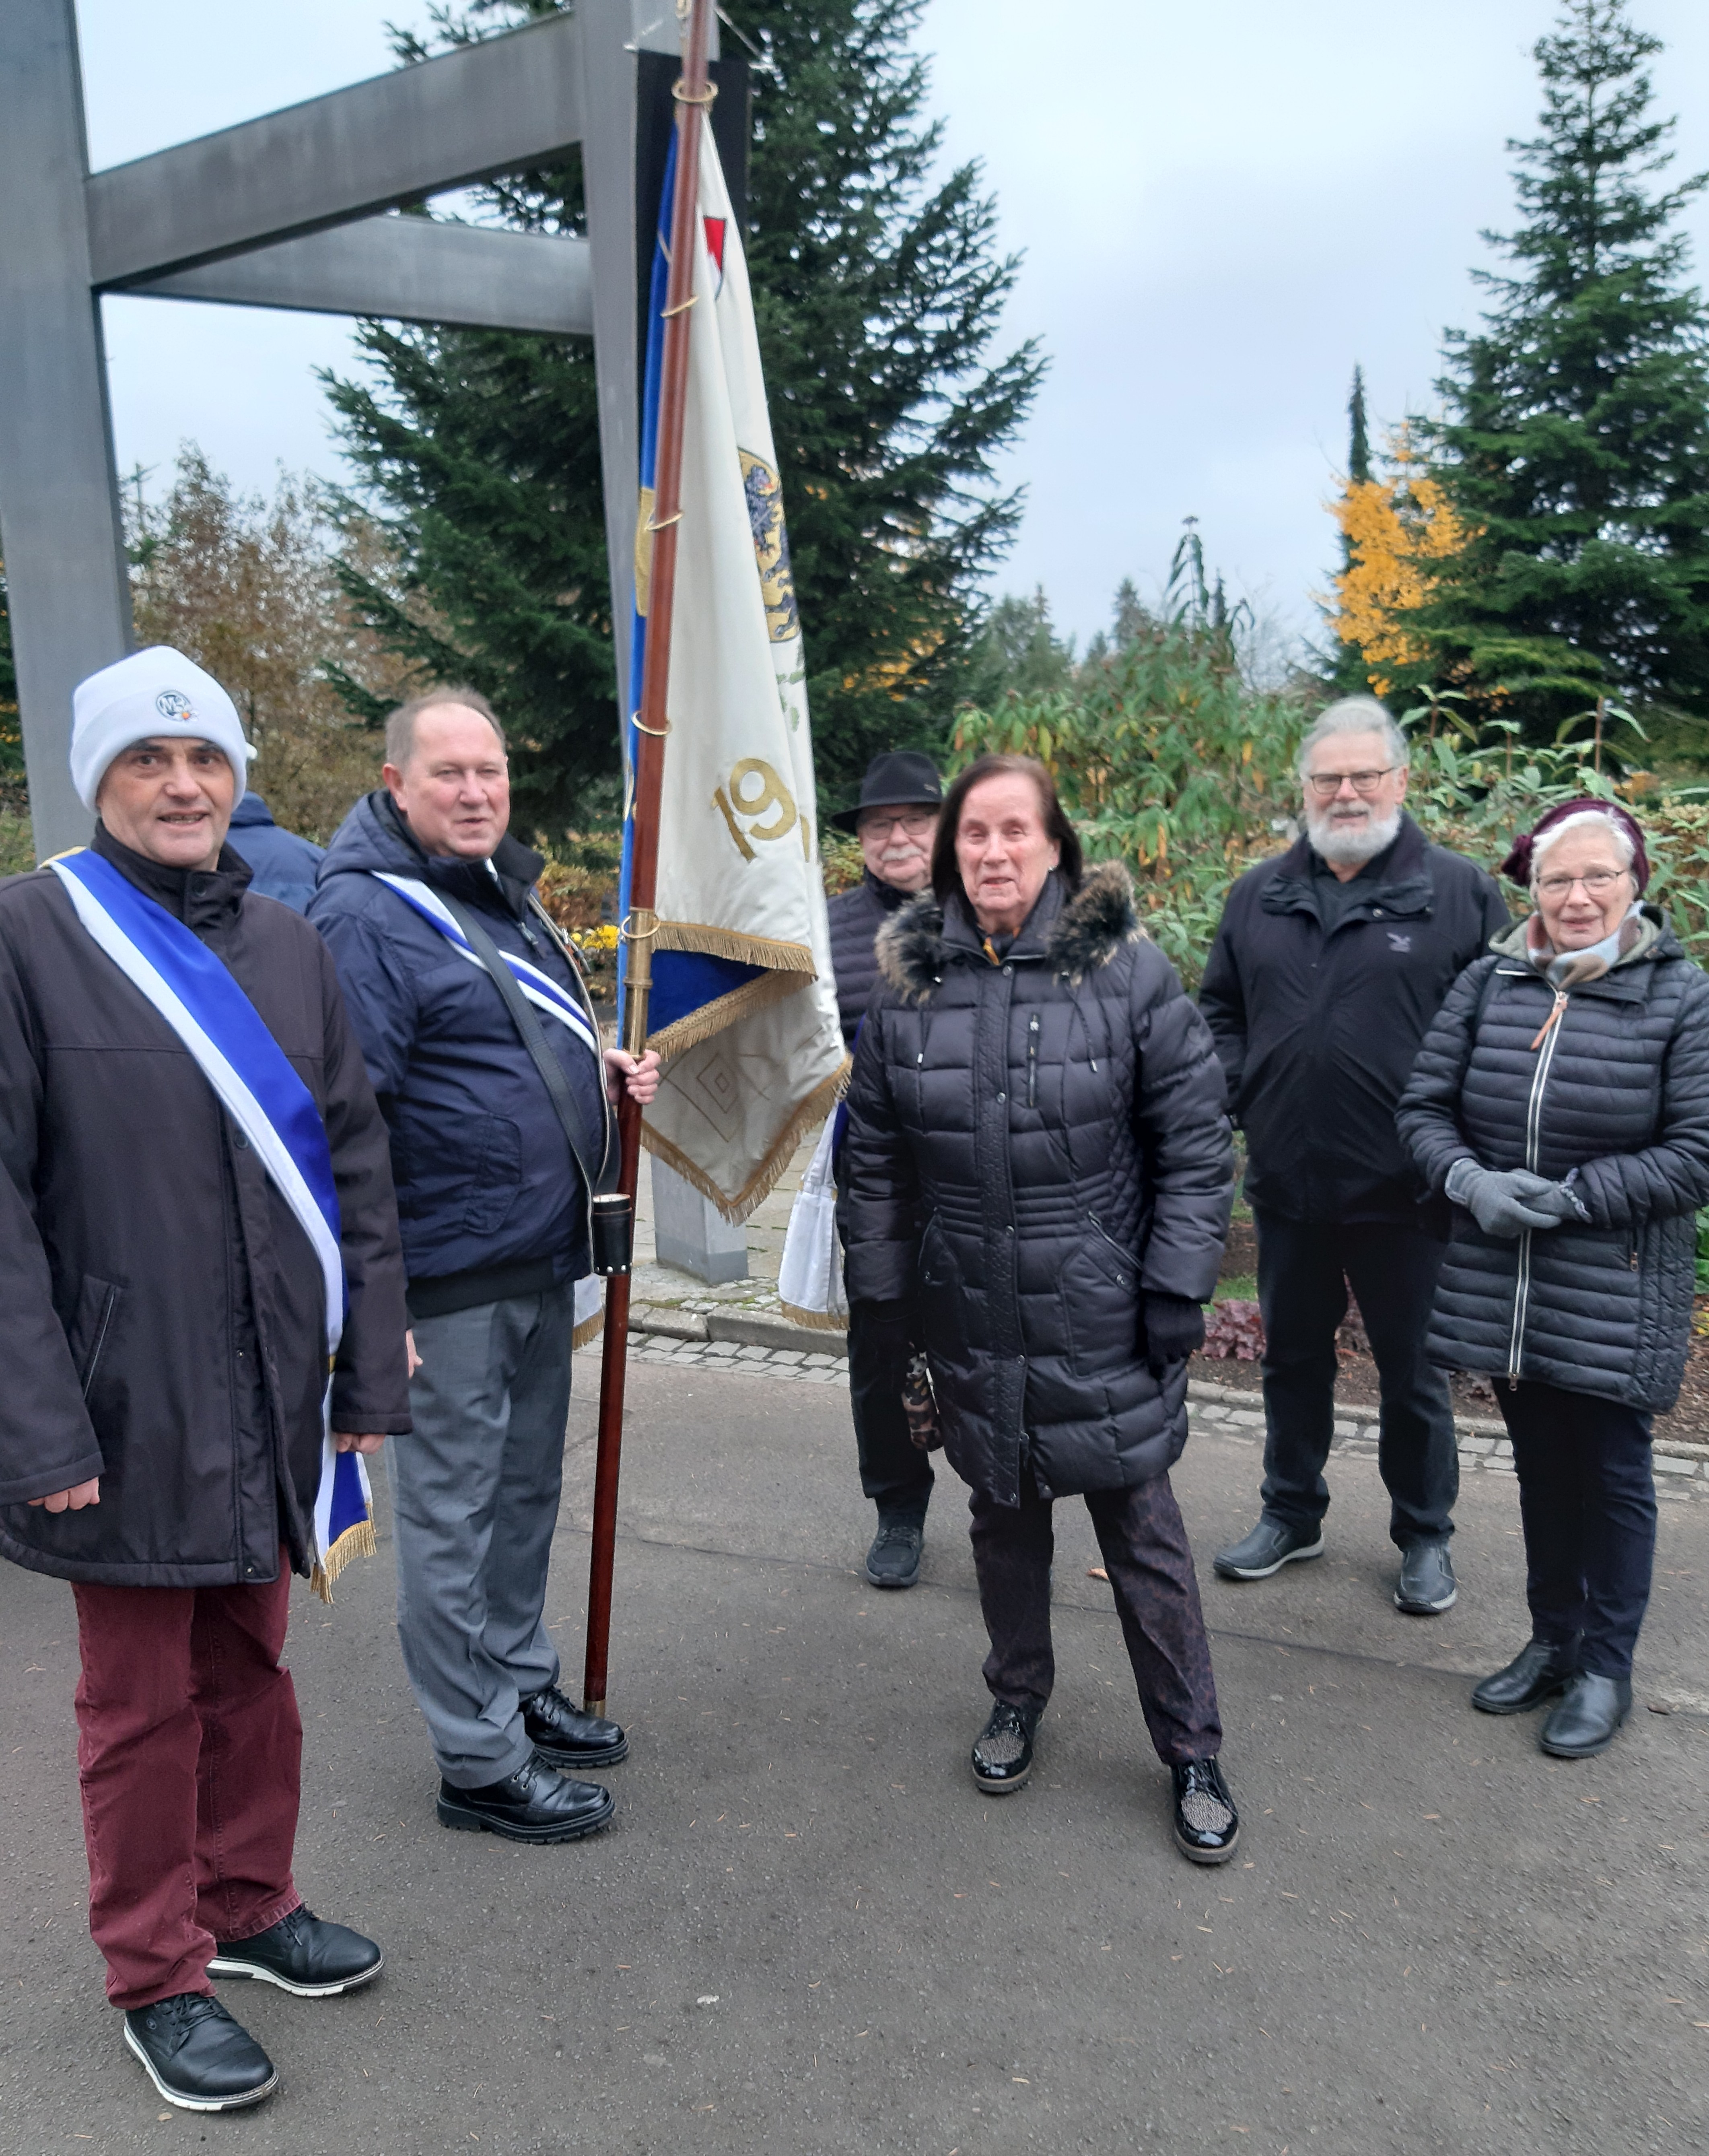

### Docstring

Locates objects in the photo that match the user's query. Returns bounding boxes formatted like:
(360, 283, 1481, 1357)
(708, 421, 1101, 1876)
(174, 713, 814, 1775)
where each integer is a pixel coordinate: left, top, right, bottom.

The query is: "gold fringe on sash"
(309, 1516, 378, 1604)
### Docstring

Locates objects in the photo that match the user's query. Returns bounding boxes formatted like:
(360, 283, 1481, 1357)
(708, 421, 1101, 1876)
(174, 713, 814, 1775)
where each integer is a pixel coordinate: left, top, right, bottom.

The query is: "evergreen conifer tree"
(324, 0, 1042, 829)
(0, 561, 20, 793)
(1347, 366, 1371, 489)
(1328, 365, 1377, 693)
(1423, 0, 1709, 730)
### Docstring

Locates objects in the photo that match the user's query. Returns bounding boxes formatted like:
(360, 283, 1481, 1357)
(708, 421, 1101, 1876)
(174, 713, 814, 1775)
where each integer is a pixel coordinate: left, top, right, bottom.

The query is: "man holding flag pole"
(581, 0, 847, 1720)
(0, 647, 412, 2112)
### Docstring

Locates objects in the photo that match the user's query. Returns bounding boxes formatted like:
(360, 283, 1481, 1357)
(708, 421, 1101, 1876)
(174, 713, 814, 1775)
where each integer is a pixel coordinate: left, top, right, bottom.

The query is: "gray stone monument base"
(651, 1155, 748, 1285)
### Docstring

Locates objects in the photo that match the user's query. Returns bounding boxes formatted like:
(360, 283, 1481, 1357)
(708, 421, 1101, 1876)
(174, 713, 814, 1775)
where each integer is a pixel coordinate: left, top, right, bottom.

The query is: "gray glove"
(1445, 1158, 1578, 1238)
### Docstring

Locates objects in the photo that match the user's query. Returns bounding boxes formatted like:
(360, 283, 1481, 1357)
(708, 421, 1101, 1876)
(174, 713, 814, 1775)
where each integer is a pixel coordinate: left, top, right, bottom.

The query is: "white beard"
(1307, 803, 1401, 868)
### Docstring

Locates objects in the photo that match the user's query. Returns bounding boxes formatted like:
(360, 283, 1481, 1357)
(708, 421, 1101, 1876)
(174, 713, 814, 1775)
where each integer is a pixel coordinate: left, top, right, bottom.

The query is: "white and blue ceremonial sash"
(50, 849, 375, 1598)
(369, 872, 602, 1059)
(369, 871, 608, 1349)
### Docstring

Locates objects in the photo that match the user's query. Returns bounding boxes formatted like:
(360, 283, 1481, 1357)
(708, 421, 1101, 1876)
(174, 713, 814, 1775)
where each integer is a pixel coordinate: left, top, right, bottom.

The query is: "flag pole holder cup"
(591, 1192, 635, 1276)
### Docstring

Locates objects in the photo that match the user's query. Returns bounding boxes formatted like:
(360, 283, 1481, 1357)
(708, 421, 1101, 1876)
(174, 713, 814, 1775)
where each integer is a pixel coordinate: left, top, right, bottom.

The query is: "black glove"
(1142, 1292, 1205, 1375)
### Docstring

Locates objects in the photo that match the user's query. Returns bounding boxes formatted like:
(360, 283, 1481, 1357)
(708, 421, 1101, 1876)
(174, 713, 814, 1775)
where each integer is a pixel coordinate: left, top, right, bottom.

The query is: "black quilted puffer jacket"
(838, 864, 1233, 1506)
(1396, 908, 1709, 1410)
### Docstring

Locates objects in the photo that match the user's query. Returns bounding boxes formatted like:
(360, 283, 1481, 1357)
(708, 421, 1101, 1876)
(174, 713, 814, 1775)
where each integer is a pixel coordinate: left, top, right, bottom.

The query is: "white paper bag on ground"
(777, 1118, 846, 1330)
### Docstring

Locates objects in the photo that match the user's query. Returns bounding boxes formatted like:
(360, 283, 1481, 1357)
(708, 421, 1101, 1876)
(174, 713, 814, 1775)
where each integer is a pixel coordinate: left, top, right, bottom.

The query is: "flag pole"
(583, 0, 714, 1720)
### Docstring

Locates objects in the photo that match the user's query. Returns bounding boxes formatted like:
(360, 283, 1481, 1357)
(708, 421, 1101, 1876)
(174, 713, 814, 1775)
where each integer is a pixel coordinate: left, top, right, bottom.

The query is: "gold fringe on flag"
(645, 965, 808, 1060)
(652, 919, 817, 973)
(572, 1305, 606, 1350)
(639, 1056, 851, 1224)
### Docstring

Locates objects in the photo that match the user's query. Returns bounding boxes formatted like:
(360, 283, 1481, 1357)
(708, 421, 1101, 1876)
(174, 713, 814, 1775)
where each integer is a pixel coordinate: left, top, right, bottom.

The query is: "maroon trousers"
(71, 1558, 303, 2009)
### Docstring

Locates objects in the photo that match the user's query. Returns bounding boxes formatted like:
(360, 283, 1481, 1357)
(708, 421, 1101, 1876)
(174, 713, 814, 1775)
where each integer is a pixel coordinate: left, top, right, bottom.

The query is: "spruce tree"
(0, 560, 20, 795)
(1347, 366, 1371, 488)
(324, 0, 1042, 828)
(1423, 0, 1709, 731)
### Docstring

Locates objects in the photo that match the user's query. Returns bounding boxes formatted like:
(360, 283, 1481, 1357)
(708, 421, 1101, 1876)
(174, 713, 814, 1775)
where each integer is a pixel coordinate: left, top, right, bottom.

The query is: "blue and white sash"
(370, 872, 602, 1060)
(51, 849, 375, 1597)
(371, 871, 609, 1350)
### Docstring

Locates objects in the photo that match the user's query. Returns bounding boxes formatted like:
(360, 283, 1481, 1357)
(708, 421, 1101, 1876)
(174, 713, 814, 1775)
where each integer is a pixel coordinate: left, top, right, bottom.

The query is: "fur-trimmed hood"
(876, 861, 1143, 1001)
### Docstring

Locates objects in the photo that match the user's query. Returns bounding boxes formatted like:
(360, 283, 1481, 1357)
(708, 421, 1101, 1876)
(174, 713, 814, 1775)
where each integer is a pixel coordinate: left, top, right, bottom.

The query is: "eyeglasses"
(1537, 869, 1629, 900)
(859, 810, 936, 837)
(1303, 767, 1398, 799)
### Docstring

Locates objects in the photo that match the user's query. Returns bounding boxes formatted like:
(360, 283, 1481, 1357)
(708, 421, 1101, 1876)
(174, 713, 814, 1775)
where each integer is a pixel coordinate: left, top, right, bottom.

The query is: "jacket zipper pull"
(1528, 989, 1567, 1053)
(1027, 1013, 1039, 1107)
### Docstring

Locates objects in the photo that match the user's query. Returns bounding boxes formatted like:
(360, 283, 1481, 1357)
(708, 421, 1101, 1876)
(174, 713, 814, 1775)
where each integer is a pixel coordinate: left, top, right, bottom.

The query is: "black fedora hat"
(828, 750, 944, 833)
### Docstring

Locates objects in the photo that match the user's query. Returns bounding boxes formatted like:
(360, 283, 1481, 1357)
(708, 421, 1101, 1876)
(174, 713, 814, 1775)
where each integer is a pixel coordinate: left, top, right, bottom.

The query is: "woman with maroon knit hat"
(1398, 798, 1709, 1759)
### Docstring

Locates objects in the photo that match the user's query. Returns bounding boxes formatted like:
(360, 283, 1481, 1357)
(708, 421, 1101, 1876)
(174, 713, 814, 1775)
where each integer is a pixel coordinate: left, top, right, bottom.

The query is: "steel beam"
(0, 0, 133, 857)
(86, 11, 586, 288)
(133, 219, 595, 339)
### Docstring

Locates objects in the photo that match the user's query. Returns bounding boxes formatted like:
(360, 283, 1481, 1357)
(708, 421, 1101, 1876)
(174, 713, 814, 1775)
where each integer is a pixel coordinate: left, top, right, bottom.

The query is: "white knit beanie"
(70, 647, 254, 812)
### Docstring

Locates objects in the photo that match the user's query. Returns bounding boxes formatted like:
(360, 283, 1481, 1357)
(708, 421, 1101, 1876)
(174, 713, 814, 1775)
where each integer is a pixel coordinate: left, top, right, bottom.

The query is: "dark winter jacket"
(828, 870, 914, 1046)
(309, 793, 613, 1314)
(226, 793, 325, 913)
(1198, 814, 1509, 1223)
(0, 824, 411, 1587)
(838, 864, 1233, 1507)
(1397, 908, 1709, 1411)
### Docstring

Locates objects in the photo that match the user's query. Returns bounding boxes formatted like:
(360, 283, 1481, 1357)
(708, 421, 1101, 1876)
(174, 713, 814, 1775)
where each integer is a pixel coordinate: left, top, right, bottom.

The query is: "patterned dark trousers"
(969, 1466, 1222, 1765)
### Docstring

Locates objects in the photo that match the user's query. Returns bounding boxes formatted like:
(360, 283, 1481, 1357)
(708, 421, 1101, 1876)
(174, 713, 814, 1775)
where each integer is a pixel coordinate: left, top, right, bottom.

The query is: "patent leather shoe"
(971, 1700, 1040, 1793)
(1172, 1756, 1240, 1864)
(521, 1683, 628, 1767)
(124, 1993, 277, 2112)
(1395, 1539, 1457, 1615)
(437, 1750, 615, 1842)
(209, 1905, 382, 1996)
(1471, 1638, 1576, 1716)
(1540, 1672, 1632, 1759)
(1213, 1515, 1324, 1581)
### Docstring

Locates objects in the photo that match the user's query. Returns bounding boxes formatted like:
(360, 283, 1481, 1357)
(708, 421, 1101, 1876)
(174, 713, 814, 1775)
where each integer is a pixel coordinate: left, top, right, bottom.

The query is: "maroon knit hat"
(1499, 797, 1650, 896)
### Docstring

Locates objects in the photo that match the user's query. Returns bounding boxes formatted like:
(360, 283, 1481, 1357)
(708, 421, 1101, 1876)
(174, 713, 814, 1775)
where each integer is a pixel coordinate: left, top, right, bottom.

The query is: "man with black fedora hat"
(827, 751, 944, 1047)
(826, 751, 943, 1586)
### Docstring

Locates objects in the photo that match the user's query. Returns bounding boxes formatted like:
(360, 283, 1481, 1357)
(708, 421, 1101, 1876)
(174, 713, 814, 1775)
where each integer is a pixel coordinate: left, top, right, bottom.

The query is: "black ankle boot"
(1540, 1672, 1632, 1758)
(1471, 1639, 1577, 1715)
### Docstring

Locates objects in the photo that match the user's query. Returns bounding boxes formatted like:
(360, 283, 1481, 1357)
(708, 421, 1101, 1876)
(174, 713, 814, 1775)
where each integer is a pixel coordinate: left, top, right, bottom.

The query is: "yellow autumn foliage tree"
(1325, 425, 1474, 692)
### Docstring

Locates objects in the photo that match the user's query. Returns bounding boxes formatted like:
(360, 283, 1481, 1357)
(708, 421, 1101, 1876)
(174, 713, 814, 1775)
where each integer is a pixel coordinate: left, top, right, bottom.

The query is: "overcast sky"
(79, 0, 1709, 661)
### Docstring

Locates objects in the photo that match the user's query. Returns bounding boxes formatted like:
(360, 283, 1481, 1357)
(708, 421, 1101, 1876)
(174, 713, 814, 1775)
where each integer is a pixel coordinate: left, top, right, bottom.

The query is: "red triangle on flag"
(703, 217, 727, 275)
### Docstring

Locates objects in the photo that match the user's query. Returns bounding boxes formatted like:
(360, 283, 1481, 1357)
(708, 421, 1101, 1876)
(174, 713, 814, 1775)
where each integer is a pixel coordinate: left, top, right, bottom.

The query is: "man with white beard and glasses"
(1198, 699, 1508, 1616)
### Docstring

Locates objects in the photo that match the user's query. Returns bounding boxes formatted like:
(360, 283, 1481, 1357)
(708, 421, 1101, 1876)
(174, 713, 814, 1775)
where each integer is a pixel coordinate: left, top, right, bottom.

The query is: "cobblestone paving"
(599, 1337, 1709, 1495)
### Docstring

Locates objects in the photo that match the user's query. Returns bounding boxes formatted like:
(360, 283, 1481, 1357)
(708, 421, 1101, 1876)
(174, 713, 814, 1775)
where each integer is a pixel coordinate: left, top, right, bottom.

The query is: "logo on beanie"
(154, 689, 194, 722)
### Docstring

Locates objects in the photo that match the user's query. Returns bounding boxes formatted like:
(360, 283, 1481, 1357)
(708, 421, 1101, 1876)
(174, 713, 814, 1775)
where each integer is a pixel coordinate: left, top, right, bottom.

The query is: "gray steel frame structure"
(0, 0, 705, 859)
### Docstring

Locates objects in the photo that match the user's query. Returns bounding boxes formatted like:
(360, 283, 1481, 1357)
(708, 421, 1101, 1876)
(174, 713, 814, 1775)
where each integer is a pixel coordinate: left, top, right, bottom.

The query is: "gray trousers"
(389, 1286, 573, 1788)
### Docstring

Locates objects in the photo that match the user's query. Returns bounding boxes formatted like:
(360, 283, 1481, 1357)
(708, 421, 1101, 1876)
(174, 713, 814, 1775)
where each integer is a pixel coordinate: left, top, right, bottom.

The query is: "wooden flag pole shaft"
(583, 0, 713, 1720)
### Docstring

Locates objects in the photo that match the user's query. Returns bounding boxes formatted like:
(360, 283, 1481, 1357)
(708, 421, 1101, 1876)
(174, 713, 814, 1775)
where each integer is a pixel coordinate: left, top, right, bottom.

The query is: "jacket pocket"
(918, 1214, 970, 1366)
(462, 1116, 523, 1235)
(1061, 1218, 1141, 1376)
(66, 1274, 125, 1400)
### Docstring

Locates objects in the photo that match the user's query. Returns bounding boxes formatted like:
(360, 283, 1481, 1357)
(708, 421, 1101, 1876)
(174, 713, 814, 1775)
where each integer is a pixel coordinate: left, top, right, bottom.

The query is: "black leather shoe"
(865, 1522, 924, 1589)
(1213, 1515, 1324, 1580)
(1172, 1756, 1240, 1865)
(124, 1993, 277, 2112)
(971, 1700, 1040, 1793)
(1472, 1638, 1577, 1715)
(437, 1750, 615, 1843)
(208, 1905, 383, 1997)
(521, 1683, 628, 1767)
(1540, 1672, 1633, 1759)
(1395, 1539, 1458, 1615)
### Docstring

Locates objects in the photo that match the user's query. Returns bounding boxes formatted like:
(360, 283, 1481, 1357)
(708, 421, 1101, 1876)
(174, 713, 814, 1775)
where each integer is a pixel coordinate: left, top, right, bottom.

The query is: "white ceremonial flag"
(622, 129, 847, 1218)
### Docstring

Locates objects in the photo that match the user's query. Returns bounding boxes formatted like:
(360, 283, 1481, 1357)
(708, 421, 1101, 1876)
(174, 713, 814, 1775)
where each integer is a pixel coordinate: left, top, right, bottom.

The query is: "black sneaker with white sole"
(1212, 1515, 1324, 1581)
(1394, 1539, 1457, 1615)
(124, 1993, 278, 2112)
(208, 1905, 383, 1997)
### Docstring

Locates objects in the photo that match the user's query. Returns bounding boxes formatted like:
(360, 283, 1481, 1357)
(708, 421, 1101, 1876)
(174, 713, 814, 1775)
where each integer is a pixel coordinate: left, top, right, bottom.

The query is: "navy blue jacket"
(309, 793, 611, 1309)
(226, 794, 325, 913)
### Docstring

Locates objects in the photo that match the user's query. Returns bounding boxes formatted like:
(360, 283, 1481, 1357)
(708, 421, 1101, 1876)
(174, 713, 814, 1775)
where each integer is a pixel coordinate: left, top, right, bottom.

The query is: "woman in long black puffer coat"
(1398, 798, 1709, 1760)
(838, 753, 1240, 1863)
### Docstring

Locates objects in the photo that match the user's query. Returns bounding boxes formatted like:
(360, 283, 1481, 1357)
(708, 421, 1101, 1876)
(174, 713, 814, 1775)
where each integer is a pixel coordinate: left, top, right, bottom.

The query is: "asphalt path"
(3, 1356, 1707, 2156)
